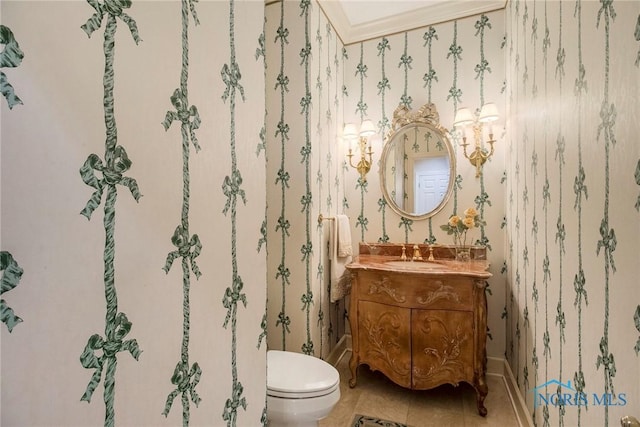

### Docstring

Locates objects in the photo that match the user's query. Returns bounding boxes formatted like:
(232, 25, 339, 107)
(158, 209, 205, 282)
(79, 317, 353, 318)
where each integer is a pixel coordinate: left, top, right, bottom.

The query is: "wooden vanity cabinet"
(347, 266, 489, 416)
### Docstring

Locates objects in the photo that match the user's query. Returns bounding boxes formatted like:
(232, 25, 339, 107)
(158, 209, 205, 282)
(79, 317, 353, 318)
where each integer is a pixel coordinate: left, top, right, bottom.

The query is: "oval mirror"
(379, 103, 455, 220)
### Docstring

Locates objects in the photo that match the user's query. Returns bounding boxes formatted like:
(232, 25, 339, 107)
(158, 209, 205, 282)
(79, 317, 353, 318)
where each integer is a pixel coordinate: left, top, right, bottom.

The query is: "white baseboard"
(486, 355, 504, 376)
(326, 334, 351, 366)
(501, 359, 534, 427)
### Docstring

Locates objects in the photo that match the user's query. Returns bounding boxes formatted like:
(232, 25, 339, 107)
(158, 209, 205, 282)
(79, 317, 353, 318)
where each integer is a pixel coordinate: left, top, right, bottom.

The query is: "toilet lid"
(267, 350, 340, 398)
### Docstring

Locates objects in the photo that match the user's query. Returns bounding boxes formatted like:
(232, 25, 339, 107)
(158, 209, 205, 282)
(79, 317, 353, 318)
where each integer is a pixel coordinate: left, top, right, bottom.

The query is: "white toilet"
(267, 350, 340, 427)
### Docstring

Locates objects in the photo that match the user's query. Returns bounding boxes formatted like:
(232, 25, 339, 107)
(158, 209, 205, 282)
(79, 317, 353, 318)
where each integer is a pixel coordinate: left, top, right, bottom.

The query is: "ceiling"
(317, 0, 506, 45)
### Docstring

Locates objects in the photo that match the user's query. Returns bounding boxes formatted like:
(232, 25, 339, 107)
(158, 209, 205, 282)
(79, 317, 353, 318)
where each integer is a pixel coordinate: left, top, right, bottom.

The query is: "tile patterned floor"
(320, 351, 520, 427)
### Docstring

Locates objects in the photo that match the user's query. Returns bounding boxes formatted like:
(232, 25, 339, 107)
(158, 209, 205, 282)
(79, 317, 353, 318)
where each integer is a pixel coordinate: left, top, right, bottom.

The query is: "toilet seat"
(267, 350, 340, 399)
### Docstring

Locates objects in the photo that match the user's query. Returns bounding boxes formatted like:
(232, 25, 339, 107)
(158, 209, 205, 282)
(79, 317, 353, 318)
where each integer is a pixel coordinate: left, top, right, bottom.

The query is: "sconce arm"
(346, 148, 357, 169)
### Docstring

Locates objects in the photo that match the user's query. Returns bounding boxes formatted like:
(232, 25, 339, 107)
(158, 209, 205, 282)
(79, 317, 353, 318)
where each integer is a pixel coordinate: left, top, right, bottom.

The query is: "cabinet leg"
(348, 353, 358, 388)
(476, 391, 488, 417)
(475, 377, 488, 417)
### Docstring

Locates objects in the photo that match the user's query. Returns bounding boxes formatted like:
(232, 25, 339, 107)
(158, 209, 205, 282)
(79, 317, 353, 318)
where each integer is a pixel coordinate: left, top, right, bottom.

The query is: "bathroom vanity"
(346, 243, 491, 416)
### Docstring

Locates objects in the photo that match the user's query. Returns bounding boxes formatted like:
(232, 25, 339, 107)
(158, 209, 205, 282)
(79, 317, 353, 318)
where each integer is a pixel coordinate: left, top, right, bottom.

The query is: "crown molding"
(318, 0, 507, 45)
(316, 0, 353, 45)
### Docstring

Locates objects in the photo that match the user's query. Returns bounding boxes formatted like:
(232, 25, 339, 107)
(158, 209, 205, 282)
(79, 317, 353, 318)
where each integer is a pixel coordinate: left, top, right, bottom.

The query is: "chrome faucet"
(412, 245, 423, 261)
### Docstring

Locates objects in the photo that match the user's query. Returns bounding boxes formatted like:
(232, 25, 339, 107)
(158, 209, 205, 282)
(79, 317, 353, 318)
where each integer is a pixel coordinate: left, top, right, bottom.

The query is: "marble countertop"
(346, 254, 493, 279)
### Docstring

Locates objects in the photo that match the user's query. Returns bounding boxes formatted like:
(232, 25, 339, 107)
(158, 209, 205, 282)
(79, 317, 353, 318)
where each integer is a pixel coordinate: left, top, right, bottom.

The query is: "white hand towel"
(330, 214, 352, 302)
(336, 214, 352, 257)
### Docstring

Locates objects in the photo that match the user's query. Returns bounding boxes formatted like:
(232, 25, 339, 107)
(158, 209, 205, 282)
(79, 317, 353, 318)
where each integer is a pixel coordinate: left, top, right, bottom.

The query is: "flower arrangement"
(440, 207, 485, 248)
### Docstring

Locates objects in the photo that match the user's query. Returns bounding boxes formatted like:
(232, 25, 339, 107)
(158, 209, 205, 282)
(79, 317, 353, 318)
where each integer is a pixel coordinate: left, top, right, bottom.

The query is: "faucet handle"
(428, 245, 435, 261)
(400, 245, 407, 261)
(412, 245, 423, 261)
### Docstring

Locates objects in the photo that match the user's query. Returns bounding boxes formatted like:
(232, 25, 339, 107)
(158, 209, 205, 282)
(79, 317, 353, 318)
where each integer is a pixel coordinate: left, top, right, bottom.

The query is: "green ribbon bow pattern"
(81, 0, 141, 44)
(0, 25, 25, 109)
(162, 360, 202, 417)
(222, 381, 247, 424)
(79, 312, 141, 402)
(222, 170, 246, 215)
(222, 276, 247, 328)
(1, 251, 24, 332)
(79, 145, 142, 219)
(221, 61, 245, 102)
(163, 225, 202, 279)
(162, 88, 202, 152)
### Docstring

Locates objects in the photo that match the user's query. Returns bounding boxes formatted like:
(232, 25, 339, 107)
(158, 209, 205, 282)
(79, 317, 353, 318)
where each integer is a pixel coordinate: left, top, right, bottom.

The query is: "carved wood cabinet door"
(358, 300, 412, 388)
(411, 309, 475, 389)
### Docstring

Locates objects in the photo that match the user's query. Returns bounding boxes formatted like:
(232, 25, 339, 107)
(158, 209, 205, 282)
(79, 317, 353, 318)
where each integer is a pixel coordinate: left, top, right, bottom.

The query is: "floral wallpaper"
(506, 0, 640, 424)
(265, 0, 347, 359)
(0, 24, 25, 334)
(76, 3, 143, 425)
(1, 1, 266, 426)
(159, 0, 202, 423)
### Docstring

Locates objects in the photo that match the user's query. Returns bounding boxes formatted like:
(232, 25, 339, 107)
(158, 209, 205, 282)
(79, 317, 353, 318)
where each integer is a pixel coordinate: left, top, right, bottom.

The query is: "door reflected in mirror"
(380, 104, 455, 220)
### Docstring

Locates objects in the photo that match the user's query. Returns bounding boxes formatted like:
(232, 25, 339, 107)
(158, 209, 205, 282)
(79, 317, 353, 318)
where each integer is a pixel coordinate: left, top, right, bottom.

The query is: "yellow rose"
(464, 207, 477, 218)
(448, 215, 461, 227)
(462, 216, 475, 229)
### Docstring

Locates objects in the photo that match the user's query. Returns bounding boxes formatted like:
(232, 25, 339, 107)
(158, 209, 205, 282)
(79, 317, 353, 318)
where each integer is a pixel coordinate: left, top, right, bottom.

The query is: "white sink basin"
(384, 260, 446, 270)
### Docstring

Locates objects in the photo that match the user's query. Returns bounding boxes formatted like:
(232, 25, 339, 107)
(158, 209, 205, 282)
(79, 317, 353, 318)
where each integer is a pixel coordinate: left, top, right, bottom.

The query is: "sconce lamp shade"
(343, 123, 358, 139)
(359, 119, 376, 137)
(344, 118, 376, 182)
(454, 102, 498, 178)
(453, 107, 474, 127)
(478, 103, 499, 123)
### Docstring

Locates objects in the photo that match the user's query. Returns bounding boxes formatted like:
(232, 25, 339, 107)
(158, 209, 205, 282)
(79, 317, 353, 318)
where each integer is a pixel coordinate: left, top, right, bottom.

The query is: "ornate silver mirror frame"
(379, 103, 456, 220)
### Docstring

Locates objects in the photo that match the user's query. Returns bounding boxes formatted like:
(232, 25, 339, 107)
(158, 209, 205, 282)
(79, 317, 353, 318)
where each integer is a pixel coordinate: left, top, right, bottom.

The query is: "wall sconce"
(453, 103, 500, 178)
(343, 119, 376, 182)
